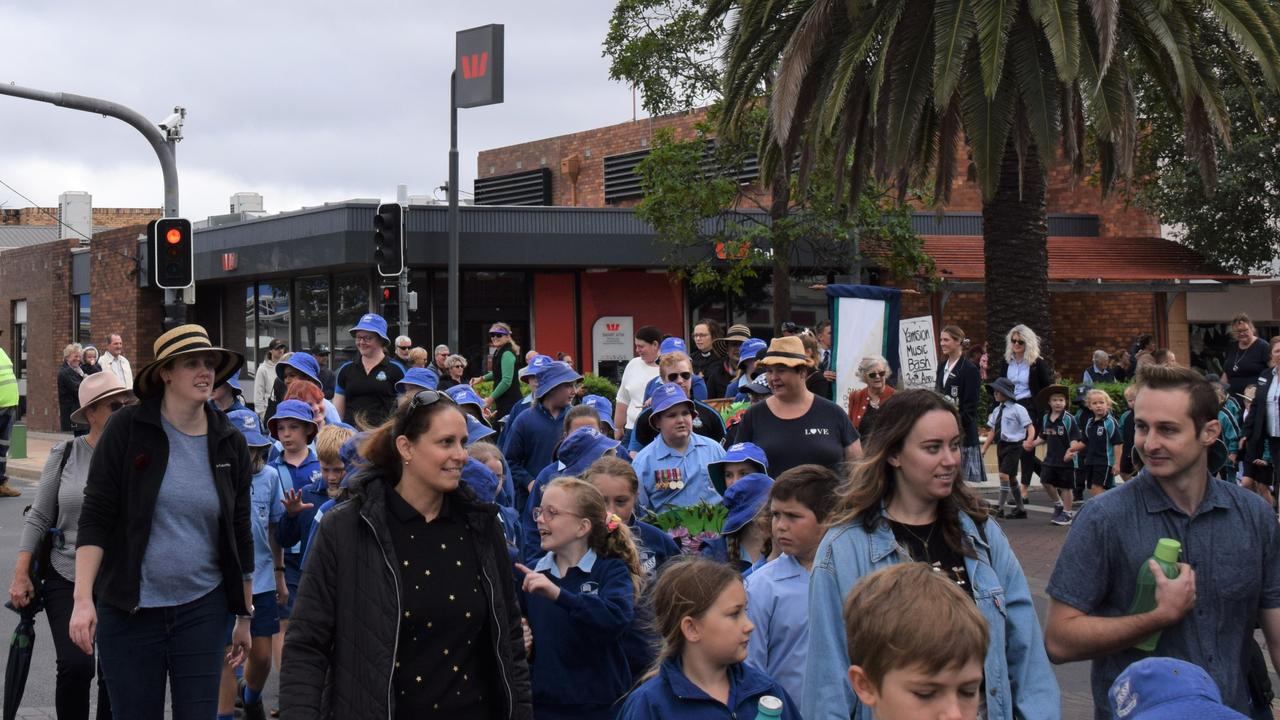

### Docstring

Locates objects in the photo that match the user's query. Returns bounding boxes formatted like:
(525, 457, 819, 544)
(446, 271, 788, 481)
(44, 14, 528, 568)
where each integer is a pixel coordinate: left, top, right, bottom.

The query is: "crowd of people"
(2, 311, 1279, 720)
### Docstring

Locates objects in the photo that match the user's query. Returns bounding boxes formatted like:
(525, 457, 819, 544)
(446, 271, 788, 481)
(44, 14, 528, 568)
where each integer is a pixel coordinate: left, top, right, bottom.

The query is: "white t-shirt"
(616, 356, 660, 430)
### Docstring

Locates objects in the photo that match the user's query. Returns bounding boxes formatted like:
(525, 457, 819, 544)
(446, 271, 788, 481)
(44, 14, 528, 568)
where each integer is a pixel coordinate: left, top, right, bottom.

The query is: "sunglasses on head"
(397, 390, 455, 434)
(665, 371, 693, 382)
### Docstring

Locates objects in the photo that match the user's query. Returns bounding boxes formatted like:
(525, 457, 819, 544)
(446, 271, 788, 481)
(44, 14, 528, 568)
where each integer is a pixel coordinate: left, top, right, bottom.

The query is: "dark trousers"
(1017, 398, 1041, 487)
(43, 568, 113, 720)
(96, 587, 231, 720)
(0, 405, 13, 484)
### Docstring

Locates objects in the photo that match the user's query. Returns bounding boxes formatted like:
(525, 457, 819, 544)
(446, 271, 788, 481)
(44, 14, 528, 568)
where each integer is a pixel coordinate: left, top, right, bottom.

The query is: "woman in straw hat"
(9, 371, 134, 719)
(69, 324, 255, 719)
(732, 336, 863, 476)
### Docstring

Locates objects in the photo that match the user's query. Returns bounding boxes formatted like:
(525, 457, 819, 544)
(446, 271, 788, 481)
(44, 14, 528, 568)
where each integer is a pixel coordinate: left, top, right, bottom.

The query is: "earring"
(403, 458, 410, 465)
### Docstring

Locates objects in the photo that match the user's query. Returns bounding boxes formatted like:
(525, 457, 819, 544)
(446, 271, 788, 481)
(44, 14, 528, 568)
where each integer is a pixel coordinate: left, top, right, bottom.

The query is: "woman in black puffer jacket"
(280, 389, 532, 720)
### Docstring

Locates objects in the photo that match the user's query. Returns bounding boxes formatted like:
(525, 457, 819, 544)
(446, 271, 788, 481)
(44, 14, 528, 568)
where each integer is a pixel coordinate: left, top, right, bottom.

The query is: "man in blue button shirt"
(1044, 364, 1280, 719)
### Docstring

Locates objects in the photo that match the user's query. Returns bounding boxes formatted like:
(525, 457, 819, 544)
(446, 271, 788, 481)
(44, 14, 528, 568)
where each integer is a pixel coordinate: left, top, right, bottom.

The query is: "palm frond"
(1010, 10, 1062, 168)
(934, 95, 964, 205)
(773, 0, 841, 147)
(934, 0, 976, 106)
(960, 45, 1017, 198)
(1028, 0, 1081, 81)
(971, 0, 1019, 98)
(1086, 0, 1119, 74)
(1205, 0, 1280, 89)
(886, 3, 936, 169)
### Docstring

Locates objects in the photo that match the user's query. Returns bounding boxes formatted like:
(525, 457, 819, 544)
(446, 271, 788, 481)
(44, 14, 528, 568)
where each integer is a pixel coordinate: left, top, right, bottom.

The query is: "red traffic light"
(382, 287, 394, 300)
(165, 228, 183, 244)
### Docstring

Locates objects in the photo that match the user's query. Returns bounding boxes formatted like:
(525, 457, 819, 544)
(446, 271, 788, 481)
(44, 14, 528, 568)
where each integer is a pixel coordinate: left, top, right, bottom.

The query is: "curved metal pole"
(0, 81, 178, 215)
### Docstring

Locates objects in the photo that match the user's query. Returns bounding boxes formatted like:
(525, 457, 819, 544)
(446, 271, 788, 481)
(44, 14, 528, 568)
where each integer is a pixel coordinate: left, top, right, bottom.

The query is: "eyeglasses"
(532, 506, 583, 522)
(665, 371, 693, 382)
(108, 400, 129, 412)
(691, 332, 711, 339)
(866, 371, 886, 379)
(1010, 339, 1025, 345)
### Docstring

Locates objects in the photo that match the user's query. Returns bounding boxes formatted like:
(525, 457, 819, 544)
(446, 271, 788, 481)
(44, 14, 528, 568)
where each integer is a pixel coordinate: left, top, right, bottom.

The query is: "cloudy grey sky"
(0, 1, 639, 221)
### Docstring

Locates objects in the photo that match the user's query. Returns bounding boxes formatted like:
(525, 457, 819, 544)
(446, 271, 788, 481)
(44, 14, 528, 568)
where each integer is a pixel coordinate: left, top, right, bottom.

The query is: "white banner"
(833, 297, 890, 411)
(898, 316, 937, 389)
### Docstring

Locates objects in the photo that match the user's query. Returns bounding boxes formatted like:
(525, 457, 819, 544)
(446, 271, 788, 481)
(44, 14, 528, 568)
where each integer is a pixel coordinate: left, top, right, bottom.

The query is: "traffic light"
(152, 217, 193, 289)
(380, 285, 400, 319)
(373, 203, 404, 277)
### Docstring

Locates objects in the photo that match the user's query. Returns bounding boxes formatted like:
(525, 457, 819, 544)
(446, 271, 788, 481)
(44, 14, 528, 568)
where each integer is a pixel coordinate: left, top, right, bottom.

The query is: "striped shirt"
(18, 438, 95, 581)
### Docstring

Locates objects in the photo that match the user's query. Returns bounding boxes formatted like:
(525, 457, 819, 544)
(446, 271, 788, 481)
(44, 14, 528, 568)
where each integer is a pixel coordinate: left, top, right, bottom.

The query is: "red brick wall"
(0, 239, 76, 431)
(0, 207, 160, 229)
(89, 225, 167, 370)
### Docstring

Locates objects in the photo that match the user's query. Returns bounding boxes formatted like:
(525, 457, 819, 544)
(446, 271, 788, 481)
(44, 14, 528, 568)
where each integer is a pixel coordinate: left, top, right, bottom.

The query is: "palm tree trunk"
(982, 138, 1053, 365)
(770, 170, 793, 332)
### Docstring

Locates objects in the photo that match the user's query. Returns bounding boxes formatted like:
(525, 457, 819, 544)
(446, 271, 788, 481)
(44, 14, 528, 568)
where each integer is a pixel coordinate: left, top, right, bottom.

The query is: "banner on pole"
(898, 316, 937, 389)
(827, 285, 902, 411)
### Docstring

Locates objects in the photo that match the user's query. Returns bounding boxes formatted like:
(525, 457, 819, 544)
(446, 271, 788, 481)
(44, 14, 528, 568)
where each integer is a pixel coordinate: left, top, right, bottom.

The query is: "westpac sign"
(456, 24, 504, 108)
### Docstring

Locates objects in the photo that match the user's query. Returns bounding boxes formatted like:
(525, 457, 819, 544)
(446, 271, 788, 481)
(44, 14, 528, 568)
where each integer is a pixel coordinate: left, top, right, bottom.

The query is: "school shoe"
(0, 484, 20, 497)
(243, 697, 268, 720)
(1004, 509, 1028, 519)
(1051, 509, 1072, 526)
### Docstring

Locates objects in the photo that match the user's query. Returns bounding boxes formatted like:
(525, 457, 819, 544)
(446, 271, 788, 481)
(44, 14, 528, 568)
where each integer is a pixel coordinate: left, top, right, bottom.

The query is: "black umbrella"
(3, 599, 39, 720)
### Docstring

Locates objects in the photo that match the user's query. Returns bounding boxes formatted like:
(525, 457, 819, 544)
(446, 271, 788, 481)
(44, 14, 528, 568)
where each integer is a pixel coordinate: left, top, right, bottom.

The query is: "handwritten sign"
(898, 316, 937, 389)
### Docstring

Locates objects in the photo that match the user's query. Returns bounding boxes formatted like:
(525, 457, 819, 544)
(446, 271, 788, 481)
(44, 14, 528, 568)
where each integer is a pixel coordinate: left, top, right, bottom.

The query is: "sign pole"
(447, 70, 460, 352)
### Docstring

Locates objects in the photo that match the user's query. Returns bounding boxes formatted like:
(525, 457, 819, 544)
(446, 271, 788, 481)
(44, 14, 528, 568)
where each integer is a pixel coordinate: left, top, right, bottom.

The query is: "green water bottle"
(1127, 538, 1181, 652)
(756, 695, 784, 719)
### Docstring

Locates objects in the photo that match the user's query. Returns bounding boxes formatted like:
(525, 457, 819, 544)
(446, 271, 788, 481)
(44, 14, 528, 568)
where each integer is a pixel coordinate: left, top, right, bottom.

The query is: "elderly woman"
(847, 355, 894, 440)
(439, 353, 467, 391)
(1081, 350, 1115, 385)
(994, 325, 1054, 500)
(10, 372, 133, 720)
(70, 324, 253, 719)
(735, 336, 862, 475)
(407, 346, 430, 369)
(81, 346, 102, 376)
(58, 343, 86, 435)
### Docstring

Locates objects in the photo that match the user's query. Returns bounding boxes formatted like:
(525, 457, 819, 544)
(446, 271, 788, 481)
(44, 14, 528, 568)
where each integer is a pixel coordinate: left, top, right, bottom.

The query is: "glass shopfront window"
(257, 281, 290, 360)
(294, 276, 330, 356)
(331, 272, 371, 368)
(74, 295, 90, 346)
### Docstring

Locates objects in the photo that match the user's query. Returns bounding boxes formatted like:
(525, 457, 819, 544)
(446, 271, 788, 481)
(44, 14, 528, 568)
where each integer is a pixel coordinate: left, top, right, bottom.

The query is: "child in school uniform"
(617, 557, 801, 719)
(1118, 384, 1138, 481)
(699, 473, 773, 573)
(503, 361, 582, 513)
(1080, 388, 1123, 496)
(521, 421, 624, 563)
(980, 377, 1035, 518)
(515, 477, 643, 719)
(707, 442, 769, 496)
(744, 464, 839, 705)
(267, 400, 322, 634)
(632, 382, 726, 512)
(1030, 384, 1085, 526)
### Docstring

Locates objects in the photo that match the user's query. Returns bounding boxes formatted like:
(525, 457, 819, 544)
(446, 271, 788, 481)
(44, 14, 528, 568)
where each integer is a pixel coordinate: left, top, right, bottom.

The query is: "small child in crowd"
(981, 378, 1034, 519)
(844, 563, 989, 720)
(503, 361, 582, 512)
(299, 424, 356, 561)
(707, 442, 769, 496)
(515, 477, 642, 719)
(632, 382, 726, 512)
(268, 399, 323, 673)
(1080, 388, 1123, 496)
(522, 421, 623, 563)
(700, 474, 772, 573)
(1031, 384, 1084, 526)
(1118, 384, 1138, 481)
(617, 557, 800, 719)
(744, 464, 838, 705)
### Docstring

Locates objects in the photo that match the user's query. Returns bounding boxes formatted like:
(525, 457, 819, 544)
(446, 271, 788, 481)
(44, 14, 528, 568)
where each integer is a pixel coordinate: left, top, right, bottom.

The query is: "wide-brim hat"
(349, 313, 390, 344)
(520, 354, 553, 380)
(580, 394, 615, 430)
(227, 408, 271, 447)
(397, 367, 440, 393)
(722, 473, 773, 534)
(659, 336, 688, 356)
(134, 324, 244, 399)
(1034, 384, 1071, 414)
(1109, 657, 1247, 720)
(446, 384, 486, 410)
(218, 373, 244, 397)
(70, 371, 133, 425)
(756, 336, 811, 369)
(648, 382, 695, 428)
(277, 352, 322, 387)
(557, 427, 621, 475)
(534, 362, 582, 400)
(462, 457, 500, 503)
(737, 338, 768, 368)
(713, 324, 752, 356)
(709, 442, 769, 495)
(986, 377, 1017, 400)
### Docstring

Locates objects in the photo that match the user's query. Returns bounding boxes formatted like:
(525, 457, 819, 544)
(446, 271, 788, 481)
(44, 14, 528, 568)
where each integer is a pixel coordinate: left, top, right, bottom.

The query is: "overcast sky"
(0, 1, 641, 221)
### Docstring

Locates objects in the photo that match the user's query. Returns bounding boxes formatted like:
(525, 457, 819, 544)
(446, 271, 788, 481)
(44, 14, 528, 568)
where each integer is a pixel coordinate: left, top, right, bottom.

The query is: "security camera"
(158, 107, 185, 131)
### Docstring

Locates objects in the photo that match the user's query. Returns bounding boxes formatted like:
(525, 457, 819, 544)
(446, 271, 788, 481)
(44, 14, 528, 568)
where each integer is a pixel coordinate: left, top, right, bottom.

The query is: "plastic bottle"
(1126, 538, 1182, 651)
(755, 695, 784, 719)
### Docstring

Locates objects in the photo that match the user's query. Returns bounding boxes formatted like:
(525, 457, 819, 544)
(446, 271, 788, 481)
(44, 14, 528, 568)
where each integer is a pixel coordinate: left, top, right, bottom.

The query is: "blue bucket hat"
(349, 313, 390, 344)
(276, 352, 322, 387)
(534, 362, 582, 400)
(462, 457, 500, 503)
(741, 373, 771, 396)
(708, 442, 769, 495)
(446, 384, 486, 411)
(659, 337, 687, 355)
(647, 382, 695, 428)
(556, 427, 621, 475)
(721, 473, 773, 535)
(520, 354, 554, 380)
(737, 338, 767, 368)
(579, 394, 615, 431)
(217, 373, 245, 397)
(465, 413, 497, 445)
(339, 431, 369, 488)
(227, 408, 270, 447)
(267, 399, 319, 440)
(397, 367, 440, 393)
(1109, 657, 1247, 719)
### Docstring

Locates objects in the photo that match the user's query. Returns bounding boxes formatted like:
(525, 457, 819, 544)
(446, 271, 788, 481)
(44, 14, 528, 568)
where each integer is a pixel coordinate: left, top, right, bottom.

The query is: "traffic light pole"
(447, 70, 461, 352)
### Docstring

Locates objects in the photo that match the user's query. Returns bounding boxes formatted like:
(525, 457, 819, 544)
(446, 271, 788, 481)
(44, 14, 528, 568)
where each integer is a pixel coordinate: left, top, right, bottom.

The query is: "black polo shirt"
(335, 355, 405, 426)
(385, 486, 492, 719)
(1038, 412, 1081, 468)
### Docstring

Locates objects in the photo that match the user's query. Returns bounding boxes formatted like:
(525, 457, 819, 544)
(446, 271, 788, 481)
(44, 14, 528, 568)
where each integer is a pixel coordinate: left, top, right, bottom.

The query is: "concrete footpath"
(6, 430, 74, 483)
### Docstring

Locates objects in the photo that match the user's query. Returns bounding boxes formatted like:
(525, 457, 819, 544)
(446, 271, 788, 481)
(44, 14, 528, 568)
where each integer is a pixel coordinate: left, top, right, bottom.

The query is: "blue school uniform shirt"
(632, 433, 725, 513)
(272, 449, 324, 584)
(987, 400, 1033, 442)
(621, 518, 680, 682)
(503, 402, 569, 512)
(744, 554, 811, 706)
(249, 466, 286, 594)
(1082, 414, 1122, 466)
(617, 657, 800, 720)
(524, 549, 635, 717)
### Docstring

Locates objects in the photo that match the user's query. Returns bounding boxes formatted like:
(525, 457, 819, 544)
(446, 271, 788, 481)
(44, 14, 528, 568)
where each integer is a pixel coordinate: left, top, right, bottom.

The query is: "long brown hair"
(827, 389, 988, 558)
(645, 558, 742, 680)
(546, 477, 643, 598)
(359, 393, 466, 486)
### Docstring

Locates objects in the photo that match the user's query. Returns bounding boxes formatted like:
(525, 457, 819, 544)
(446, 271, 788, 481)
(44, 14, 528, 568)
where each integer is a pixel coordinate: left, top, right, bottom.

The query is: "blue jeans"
(96, 587, 231, 720)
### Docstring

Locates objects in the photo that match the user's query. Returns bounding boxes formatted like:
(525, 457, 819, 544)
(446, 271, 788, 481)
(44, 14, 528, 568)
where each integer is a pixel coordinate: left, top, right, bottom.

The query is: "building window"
(74, 294, 90, 345)
(256, 281, 290, 361)
(243, 284, 257, 374)
(11, 300, 27, 379)
(294, 276, 330, 355)
(332, 272, 371, 368)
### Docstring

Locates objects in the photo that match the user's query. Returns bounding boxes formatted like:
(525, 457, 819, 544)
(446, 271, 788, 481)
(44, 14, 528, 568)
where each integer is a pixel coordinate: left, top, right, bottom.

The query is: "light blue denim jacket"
(803, 507, 1060, 720)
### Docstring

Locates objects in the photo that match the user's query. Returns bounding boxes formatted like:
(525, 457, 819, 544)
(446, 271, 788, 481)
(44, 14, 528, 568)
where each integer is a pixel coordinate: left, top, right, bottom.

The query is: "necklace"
(887, 512, 936, 551)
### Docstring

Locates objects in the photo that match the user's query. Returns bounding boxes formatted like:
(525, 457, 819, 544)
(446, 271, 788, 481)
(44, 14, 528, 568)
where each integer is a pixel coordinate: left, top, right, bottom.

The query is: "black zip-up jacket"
(279, 471, 533, 720)
(77, 396, 253, 615)
(938, 356, 982, 446)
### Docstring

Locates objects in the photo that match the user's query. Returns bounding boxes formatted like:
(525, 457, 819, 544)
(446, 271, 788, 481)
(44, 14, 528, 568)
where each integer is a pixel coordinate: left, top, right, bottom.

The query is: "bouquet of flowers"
(644, 501, 728, 555)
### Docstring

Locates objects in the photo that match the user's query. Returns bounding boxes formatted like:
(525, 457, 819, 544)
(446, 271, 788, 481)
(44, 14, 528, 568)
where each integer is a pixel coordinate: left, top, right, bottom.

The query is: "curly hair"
(1004, 324, 1042, 365)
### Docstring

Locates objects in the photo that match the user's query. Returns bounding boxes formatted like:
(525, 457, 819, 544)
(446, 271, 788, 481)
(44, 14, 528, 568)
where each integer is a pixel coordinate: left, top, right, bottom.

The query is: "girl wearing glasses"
(280, 389, 532, 719)
(847, 355, 895, 440)
(995, 325, 1055, 501)
(10, 372, 134, 720)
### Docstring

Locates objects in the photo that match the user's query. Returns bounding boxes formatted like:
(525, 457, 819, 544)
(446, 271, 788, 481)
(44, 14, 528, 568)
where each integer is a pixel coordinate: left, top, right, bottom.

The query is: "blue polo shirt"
(631, 433, 725, 512)
(249, 466, 286, 594)
(744, 553, 811, 705)
(1047, 470, 1280, 718)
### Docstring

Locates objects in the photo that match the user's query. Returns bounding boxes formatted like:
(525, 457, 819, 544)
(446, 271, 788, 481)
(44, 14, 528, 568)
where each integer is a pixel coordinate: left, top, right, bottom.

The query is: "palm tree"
(709, 0, 1280, 362)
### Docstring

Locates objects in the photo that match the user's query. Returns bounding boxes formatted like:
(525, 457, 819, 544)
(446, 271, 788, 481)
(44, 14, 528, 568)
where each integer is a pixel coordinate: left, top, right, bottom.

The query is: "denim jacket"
(803, 506, 1060, 720)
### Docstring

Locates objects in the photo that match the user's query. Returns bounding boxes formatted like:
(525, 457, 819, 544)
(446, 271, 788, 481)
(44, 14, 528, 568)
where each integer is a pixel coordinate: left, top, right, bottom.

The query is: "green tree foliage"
(604, 0, 726, 116)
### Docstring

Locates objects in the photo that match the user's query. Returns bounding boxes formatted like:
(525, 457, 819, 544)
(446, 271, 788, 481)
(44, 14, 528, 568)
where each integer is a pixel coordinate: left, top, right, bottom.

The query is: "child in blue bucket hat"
(700, 473, 773, 573)
(519, 426, 622, 564)
(499, 354, 555, 447)
(631, 382, 725, 512)
(504, 361, 581, 514)
(446, 383, 488, 421)
(708, 442, 769, 495)
(396, 366, 440, 395)
(276, 351, 344, 427)
(265, 400, 323, 627)
(1109, 657, 1247, 719)
(725, 338, 767, 399)
(579, 394, 617, 435)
